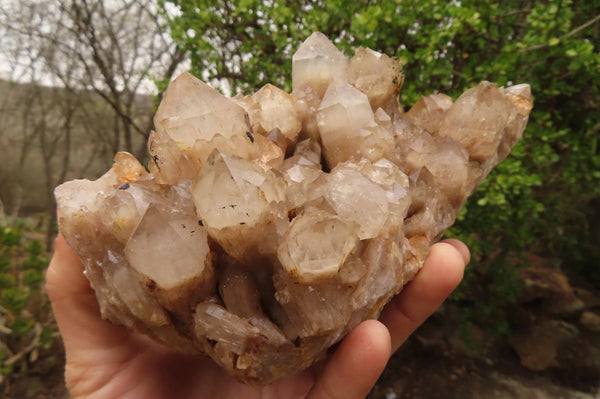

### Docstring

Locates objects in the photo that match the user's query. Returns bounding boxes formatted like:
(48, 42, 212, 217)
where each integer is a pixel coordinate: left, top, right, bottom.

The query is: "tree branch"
(517, 13, 600, 53)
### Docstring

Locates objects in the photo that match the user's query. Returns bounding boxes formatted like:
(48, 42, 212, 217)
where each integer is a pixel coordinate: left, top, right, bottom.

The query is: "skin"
(46, 235, 469, 399)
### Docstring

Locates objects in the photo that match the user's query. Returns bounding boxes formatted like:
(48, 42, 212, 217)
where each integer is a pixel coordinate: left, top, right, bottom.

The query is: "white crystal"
(277, 211, 359, 283)
(292, 32, 348, 98)
(192, 151, 283, 230)
(325, 163, 389, 239)
(236, 84, 302, 142)
(191, 151, 286, 260)
(404, 93, 453, 134)
(154, 72, 250, 147)
(317, 79, 394, 167)
(124, 204, 211, 290)
(438, 81, 514, 163)
(348, 47, 403, 111)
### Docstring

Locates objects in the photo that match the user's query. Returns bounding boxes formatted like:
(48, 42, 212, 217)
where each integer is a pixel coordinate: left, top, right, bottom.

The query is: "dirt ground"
(3, 340, 68, 399)
(6, 320, 598, 399)
(368, 321, 600, 399)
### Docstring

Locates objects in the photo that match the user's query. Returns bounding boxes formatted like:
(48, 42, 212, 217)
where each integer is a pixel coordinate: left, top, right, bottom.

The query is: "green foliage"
(0, 273, 16, 290)
(1, 227, 23, 247)
(40, 327, 54, 348)
(0, 288, 30, 314)
(22, 269, 45, 288)
(159, 0, 372, 93)
(9, 318, 34, 338)
(162, 0, 600, 329)
(27, 240, 43, 256)
(1, 364, 14, 377)
(0, 217, 56, 390)
(21, 252, 48, 272)
(0, 255, 10, 272)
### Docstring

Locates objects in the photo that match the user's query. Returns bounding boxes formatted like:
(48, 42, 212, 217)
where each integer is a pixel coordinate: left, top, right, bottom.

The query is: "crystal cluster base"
(55, 32, 532, 385)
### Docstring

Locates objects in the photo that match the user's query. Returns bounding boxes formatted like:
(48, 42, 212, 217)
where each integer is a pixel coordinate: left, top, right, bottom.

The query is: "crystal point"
(155, 72, 250, 147)
(124, 203, 212, 290)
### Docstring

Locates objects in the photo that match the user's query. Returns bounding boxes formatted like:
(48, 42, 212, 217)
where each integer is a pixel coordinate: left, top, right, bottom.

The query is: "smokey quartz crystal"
(55, 32, 533, 385)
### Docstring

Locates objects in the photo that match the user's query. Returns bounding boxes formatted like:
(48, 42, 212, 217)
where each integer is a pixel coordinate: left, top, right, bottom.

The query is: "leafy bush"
(1, 227, 22, 247)
(0, 218, 56, 394)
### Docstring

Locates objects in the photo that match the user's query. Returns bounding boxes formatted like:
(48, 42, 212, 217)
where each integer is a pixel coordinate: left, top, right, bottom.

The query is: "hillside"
(0, 79, 153, 216)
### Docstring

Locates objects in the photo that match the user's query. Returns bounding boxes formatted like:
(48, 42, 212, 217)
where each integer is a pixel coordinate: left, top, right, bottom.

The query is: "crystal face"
(54, 32, 533, 385)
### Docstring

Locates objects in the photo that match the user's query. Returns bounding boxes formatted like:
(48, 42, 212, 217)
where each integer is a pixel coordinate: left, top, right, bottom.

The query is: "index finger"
(378, 239, 468, 352)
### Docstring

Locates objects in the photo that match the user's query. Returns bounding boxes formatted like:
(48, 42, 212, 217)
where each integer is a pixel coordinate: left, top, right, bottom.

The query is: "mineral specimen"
(54, 32, 533, 385)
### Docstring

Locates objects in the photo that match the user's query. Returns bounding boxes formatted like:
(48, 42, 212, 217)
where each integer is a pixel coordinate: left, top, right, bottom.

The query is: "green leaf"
(1, 288, 29, 314)
(10, 318, 33, 338)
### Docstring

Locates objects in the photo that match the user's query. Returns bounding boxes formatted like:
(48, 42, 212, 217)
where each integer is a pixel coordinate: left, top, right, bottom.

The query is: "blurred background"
(0, 1, 598, 397)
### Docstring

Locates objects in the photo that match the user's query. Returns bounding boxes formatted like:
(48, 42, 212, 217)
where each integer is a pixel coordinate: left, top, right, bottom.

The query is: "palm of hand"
(47, 235, 468, 399)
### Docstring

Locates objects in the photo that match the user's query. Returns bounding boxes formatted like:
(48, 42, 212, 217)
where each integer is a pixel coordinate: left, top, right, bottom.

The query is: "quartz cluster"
(55, 32, 533, 385)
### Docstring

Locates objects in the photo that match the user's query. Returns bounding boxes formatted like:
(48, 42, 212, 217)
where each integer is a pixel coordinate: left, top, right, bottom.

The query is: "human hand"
(46, 234, 468, 399)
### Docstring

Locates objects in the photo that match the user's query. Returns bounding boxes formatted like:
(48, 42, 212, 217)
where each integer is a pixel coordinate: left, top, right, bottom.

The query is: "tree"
(0, 0, 188, 244)
(0, 1, 51, 219)
(45, 0, 187, 158)
(163, 0, 600, 327)
(1, 0, 187, 158)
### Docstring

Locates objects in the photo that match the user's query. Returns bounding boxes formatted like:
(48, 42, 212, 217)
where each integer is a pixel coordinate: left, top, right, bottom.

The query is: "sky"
(0, 0, 190, 95)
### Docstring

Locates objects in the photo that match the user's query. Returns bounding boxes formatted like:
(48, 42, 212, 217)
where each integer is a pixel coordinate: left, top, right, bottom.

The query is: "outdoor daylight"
(0, 1, 599, 398)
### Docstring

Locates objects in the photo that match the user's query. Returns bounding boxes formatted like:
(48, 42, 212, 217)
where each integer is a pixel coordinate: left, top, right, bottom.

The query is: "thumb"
(307, 320, 391, 399)
(46, 234, 131, 355)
